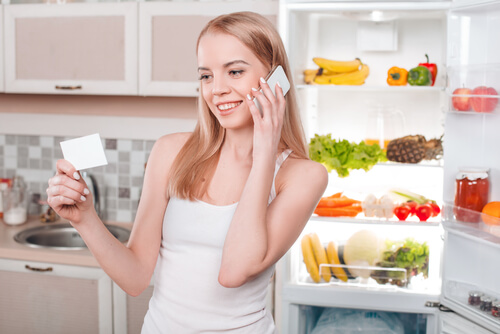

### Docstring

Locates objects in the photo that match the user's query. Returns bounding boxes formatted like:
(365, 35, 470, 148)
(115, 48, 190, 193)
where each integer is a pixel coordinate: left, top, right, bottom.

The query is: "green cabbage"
(309, 134, 387, 177)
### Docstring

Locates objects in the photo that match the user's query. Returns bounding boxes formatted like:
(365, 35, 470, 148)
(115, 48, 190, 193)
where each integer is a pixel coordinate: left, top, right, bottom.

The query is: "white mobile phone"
(255, 65, 290, 114)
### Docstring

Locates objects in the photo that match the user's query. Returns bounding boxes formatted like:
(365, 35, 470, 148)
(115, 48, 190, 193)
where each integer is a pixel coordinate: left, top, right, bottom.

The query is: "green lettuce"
(308, 134, 387, 177)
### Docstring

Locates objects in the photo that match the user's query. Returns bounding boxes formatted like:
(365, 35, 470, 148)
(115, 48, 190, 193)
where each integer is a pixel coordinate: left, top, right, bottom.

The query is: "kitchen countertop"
(0, 216, 132, 268)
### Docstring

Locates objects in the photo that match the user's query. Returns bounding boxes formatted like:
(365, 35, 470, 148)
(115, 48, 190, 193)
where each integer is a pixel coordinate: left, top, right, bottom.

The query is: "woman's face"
(197, 32, 269, 130)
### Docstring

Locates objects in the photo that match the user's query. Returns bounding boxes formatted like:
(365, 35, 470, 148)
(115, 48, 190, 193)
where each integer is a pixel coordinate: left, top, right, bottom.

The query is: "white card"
(60, 133, 108, 171)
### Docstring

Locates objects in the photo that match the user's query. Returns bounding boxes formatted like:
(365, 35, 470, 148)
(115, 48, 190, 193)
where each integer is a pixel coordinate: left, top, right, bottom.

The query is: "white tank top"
(142, 150, 292, 333)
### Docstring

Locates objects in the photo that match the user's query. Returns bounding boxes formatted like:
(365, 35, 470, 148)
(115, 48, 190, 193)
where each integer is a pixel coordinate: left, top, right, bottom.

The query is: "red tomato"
(427, 201, 441, 217)
(416, 204, 433, 222)
(394, 205, 411, 221)
(406, 201, 418, 215)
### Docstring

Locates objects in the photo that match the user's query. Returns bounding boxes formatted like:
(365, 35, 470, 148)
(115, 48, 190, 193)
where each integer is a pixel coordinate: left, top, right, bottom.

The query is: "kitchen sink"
(14, 223, 131, 250)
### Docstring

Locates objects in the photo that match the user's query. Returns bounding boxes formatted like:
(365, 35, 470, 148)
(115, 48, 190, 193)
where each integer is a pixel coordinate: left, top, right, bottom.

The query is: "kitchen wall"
(0, 94, 199, 223)
(0, 133, 156, 223)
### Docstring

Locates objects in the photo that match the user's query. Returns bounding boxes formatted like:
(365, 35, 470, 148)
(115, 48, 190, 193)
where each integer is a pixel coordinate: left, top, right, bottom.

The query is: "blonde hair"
(168, 11, 308, 200)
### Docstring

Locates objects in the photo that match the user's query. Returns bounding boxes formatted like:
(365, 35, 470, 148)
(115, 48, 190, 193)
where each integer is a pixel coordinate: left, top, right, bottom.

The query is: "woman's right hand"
(46, 159, 94, 224)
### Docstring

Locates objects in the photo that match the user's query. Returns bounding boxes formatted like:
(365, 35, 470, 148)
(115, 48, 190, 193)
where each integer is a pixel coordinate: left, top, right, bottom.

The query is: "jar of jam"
(468, 291, 483, 306)
(480, 296, 493, 312)
(492, 301, 500, 317)
(454, 167, 490, 223)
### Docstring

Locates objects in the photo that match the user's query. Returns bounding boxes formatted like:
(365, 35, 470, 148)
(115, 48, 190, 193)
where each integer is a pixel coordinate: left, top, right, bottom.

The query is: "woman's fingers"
(56, 159, 80, 180)
(47, 182, 87, 203)
(246, 93, 263, 124)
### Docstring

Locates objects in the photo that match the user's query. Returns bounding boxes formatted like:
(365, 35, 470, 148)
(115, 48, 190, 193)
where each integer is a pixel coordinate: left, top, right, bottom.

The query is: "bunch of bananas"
(304, 57, 370, 86)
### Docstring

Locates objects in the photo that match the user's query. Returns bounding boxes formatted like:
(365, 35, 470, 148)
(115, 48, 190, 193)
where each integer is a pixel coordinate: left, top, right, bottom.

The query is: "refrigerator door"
(440, 311, 495, 334)
(440, 0, 500, 332)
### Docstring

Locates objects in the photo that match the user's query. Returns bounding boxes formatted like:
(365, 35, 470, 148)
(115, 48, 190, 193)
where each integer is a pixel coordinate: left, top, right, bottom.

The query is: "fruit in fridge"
(482, 201, 500, 225)
(309, 233, 332, 282)
(301, 234, 321, 283)
(470, 86, 499, 113)
(312, 57, 362, 73)
(452, 87, 472, 111)
(326, 241, 348, 282)
(386, 135, 443, 163)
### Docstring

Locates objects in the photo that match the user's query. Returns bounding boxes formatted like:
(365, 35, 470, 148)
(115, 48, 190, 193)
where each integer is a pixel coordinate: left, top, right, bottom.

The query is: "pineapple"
(386, 135, 443, 163)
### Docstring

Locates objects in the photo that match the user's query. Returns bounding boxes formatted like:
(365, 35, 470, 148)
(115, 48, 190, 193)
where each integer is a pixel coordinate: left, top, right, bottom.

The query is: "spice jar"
(492, 301, 500, 318)
(454, 167, 490, 223)
(480, 296, 493, 312)
(468, 291, 483, 306)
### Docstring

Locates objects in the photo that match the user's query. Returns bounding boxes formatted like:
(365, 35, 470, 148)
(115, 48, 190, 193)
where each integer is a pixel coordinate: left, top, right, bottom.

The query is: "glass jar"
(468, 291, 483, 306)
(479, 296, 493, 312)
(492, 301, 500, 318)
(2, 176, 28, 226)
(454, 167, 490, 223)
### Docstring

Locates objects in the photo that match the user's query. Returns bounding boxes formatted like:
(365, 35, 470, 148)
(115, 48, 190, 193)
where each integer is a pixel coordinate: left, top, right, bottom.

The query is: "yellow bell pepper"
(387, 67, 408, 86)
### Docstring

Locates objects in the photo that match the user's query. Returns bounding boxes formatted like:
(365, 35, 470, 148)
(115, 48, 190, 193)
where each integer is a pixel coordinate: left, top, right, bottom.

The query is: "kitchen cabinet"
(0, 258, 113, 334)
(3, 2, 138, 95)
(138, 1, 279, 97)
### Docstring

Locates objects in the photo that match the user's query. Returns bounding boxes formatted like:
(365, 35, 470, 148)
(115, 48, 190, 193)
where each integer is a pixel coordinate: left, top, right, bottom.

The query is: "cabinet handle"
(55, 85, 82, 90)
(25, 264, 53, 272)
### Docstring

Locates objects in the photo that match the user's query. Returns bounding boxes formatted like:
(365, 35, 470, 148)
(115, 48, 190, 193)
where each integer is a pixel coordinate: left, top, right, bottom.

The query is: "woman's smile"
(216, 100, 243, 116)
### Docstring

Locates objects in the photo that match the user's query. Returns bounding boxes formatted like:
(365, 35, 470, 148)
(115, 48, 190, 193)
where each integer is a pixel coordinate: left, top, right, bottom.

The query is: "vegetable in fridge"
(418, 54, 438, 86)
(386, 67, 408, 86)
(407, 66, 432, 86)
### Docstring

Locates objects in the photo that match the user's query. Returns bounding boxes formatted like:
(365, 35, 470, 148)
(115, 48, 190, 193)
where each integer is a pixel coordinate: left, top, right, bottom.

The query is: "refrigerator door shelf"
(440, 311, 495, 334)
(440, 206, 500, 333)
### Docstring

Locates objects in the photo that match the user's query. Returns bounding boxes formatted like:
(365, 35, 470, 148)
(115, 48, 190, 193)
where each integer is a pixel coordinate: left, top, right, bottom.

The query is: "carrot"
(328, 192, 343, 199)
(317, 196, 361, 208)
(314, 206, 361, 217)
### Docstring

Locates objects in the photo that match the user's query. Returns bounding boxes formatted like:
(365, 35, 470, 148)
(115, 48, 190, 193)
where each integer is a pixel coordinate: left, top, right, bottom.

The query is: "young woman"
(47, 11, 327, 333)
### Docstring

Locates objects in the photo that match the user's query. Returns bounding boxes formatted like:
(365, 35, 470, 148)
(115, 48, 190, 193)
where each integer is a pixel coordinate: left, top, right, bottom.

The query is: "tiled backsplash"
(0, 134, 155, 223)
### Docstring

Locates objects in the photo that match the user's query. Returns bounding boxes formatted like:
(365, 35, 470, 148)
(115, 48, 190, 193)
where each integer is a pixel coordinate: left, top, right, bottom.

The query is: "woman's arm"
(47, 133, 188, 296)
(218, 78, 328, 288)
(219, 158, 328, 288)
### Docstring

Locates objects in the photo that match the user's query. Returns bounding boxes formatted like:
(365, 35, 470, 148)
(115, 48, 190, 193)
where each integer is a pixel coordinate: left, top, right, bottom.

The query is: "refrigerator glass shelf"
(309, 215, 441, 226)
(297, 84, 445, 93)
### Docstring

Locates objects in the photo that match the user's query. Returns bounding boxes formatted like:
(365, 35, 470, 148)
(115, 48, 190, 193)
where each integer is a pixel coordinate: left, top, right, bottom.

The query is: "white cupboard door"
(0, 259, 113, 334)
(4, 3, 138, 95)
(138, 1, 278, 97)
(0, 5, 4, 92)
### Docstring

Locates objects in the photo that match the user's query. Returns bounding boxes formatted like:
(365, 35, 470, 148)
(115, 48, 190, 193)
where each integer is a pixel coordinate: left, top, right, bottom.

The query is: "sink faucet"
(81, 172, 102, 218)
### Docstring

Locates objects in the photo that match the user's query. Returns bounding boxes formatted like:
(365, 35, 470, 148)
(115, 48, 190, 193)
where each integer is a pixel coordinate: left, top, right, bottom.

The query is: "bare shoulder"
(154, 132, 191, 153)
(147, 132, 191, 170)
(278, 157, 328, 193)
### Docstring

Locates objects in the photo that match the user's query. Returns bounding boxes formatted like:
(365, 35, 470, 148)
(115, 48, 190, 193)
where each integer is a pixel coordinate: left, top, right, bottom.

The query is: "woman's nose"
(212, 77, 230, 95)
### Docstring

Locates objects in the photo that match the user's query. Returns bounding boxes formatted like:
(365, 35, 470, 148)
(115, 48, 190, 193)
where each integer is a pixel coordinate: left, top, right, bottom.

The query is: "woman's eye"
(229, 70, 244, 77)
(198, 74, 212, 81)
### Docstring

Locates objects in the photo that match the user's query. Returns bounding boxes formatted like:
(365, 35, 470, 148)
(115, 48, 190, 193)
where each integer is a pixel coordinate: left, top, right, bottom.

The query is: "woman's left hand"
(247, 76, 286, 161)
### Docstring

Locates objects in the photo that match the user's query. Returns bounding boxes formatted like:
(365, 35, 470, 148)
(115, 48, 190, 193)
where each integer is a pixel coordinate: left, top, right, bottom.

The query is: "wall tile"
(0, 134, 152, 223)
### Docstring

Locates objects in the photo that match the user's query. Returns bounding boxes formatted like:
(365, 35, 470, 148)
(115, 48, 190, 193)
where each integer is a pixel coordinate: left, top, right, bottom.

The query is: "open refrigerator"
(275, 0, 500, 333)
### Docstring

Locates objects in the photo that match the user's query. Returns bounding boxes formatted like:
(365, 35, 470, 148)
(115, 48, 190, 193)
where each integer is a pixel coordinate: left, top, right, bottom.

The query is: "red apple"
(452, 87, 472, 111)
(471, 86, 499, 113)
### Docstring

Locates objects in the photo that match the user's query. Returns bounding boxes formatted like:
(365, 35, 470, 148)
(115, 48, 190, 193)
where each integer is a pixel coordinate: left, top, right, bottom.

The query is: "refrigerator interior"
(283, 2, 449, 142)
